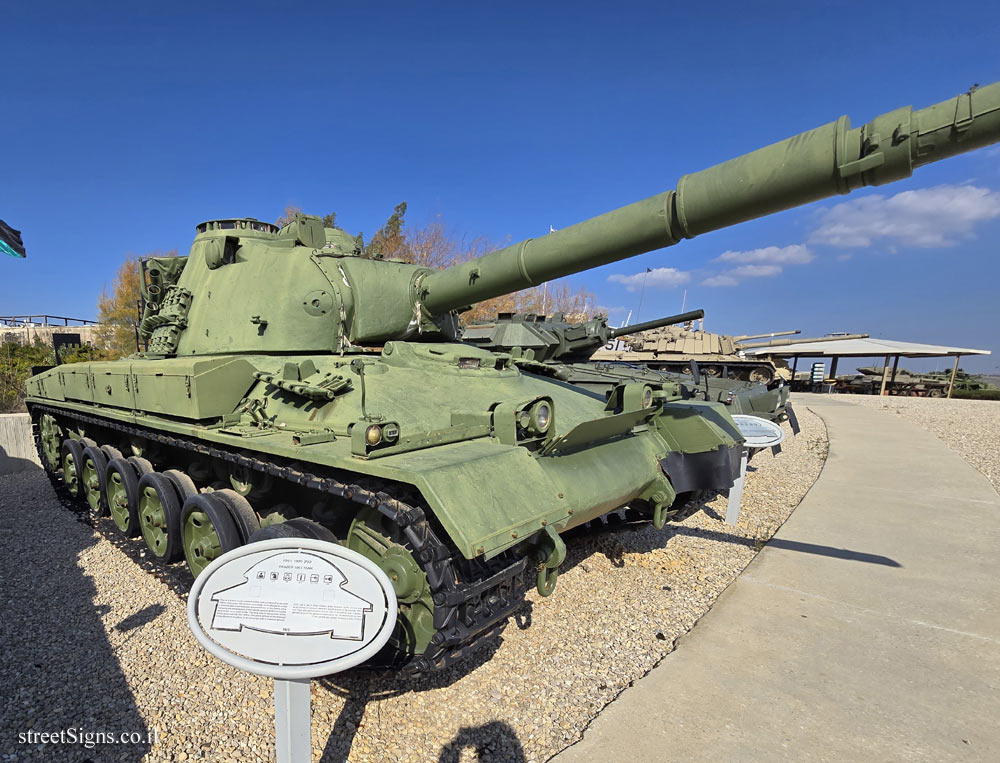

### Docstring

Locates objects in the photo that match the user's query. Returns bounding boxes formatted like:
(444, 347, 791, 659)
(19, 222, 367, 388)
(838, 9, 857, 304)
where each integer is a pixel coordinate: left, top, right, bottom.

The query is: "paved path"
(552, 394, 1000, 763)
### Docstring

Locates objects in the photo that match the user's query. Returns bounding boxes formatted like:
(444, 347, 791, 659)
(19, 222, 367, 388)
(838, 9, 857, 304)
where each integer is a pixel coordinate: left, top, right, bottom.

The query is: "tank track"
(28, 403, 529, 675)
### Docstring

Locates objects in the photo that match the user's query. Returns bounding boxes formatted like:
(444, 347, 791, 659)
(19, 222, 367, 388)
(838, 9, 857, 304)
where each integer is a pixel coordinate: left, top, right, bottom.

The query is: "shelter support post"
(791, 356, 798, 382)
(829, 356, 839, 378)
(879, 356, 891, 396)
(947, 355, 961, 399)
(891, 355, 900, 383)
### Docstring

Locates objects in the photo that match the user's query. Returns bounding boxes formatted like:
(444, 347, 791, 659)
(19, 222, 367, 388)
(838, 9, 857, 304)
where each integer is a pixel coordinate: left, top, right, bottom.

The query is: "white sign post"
(187, 538, 398, 763)
(726, 415, 786, 525)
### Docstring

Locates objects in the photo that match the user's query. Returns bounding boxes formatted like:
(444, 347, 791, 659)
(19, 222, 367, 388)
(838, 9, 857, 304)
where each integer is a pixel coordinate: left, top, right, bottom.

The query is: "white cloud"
(608, 267, 691, 291)
(727, 264, 782, 278)
(713, 244, 814, 265)
(598, 305, 629, 316)
(809, 184, 1000, 248)
(701, 274, 739, 287)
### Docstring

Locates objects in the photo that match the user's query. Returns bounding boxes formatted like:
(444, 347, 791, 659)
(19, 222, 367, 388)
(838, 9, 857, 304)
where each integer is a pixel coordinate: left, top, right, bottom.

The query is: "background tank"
(24, 81, 1000, 673)
(593, 327, 869, 384)
(463, 310, 792, 424)
(838, 365, 957, 397)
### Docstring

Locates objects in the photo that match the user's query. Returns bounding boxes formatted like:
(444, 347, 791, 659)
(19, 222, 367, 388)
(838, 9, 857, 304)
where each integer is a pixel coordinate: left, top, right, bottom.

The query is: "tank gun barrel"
(739, 332, 870, 349)
(609, 309, 704, 339)
(419, 82, 1000, 314)
(732, 330, 800, 342)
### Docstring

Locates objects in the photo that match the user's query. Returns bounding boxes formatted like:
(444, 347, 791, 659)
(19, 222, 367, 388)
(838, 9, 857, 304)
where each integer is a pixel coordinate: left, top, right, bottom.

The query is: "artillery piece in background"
(462, 310, 791, 424)
(25, 80, 1000, 673)
(594, 325, 869, 385)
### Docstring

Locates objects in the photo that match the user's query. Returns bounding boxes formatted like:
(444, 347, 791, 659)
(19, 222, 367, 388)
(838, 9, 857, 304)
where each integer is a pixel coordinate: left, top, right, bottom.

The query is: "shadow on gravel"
(438, 721, 527, 763)
(114, 603, 167, 632)
(669, 525, 903, 567)
(0, 471, 153, 762)
(316, 629, 510, 760)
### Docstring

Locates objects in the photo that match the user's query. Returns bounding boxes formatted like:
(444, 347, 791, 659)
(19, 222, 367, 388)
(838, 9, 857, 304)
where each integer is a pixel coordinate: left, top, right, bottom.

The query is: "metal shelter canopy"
(742, 337, 991, 398)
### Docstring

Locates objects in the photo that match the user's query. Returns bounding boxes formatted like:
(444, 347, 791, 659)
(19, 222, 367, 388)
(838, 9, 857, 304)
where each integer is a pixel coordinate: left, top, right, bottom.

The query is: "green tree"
(0, 339, 54, 413)
(365, 202, 410, 259)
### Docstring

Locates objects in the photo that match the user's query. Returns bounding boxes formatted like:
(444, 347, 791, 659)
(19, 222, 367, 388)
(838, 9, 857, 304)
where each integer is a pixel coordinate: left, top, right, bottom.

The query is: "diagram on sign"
(210, 551, 374, 640)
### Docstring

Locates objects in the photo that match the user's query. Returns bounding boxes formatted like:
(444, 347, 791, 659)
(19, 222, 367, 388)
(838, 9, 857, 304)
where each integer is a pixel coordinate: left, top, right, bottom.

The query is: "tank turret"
(136, 82, 1000, 358)
(463, 309, 792, 423)
(462, 309, 704, 363)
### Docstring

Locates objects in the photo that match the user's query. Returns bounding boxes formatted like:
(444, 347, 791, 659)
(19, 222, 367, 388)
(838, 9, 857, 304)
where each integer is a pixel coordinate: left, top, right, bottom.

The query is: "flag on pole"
(0, 219, 26, 258)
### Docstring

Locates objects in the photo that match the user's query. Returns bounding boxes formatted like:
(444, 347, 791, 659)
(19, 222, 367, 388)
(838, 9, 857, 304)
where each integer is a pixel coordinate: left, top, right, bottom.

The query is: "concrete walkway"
(553, 394, 1000, 763)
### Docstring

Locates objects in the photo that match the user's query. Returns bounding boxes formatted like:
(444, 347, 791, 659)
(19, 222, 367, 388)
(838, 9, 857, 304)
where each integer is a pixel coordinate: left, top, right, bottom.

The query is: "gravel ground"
(0, 407, 826, 763)
(835, 395, 1000, 494)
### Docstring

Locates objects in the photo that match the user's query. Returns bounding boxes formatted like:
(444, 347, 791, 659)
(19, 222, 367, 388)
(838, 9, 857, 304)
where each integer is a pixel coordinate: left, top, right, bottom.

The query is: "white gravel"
(835, 395, 1000, 495)
(0, 407, 827, 763)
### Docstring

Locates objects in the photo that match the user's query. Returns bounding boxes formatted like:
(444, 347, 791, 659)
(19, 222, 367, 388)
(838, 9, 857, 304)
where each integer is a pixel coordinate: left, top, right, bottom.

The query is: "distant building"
(0, 315, 102, 350)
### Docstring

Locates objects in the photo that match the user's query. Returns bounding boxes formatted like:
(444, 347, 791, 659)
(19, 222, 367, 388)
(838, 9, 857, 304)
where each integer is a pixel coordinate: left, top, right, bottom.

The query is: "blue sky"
(2, 1, 998, 373)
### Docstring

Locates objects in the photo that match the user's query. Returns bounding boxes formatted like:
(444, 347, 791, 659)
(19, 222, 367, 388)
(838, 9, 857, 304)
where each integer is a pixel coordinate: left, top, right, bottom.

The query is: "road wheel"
(60, 439, 86, 500)
(212, 489, 262, 543)
(181, 493, 242, 578)
(164, 469, 198, 503)
(749, 367, 774, 384)
(101, 444, 125, 462)
(137, 472, 184, 564)
(80, 445, 110, 517)
(106, 458, 143, 537)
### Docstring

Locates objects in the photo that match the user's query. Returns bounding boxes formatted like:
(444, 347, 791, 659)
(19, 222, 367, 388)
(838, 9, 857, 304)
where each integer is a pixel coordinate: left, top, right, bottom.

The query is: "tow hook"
(530, 526, 566, 597)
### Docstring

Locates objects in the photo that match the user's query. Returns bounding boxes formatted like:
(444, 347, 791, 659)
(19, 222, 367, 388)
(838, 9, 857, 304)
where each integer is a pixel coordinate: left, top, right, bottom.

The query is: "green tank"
(461, 310, 792, 424)
(24, 81, 1000, 672)
(842, 366, 953, 396)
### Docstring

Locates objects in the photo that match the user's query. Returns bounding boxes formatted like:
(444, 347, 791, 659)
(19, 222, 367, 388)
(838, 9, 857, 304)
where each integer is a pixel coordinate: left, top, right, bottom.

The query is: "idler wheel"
(137, 472, 184, 564)
(80, 445, 110, 517)
(181, 493, 242, 578)
(39, 414, 63, 472)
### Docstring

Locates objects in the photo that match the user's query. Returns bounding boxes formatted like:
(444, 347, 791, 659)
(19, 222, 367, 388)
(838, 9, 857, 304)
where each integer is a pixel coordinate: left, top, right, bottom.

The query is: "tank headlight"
(365, 424, 382, 446)
(518, 410, 531, 429)
(531, 402, 551, 433)
(642, 386, 653, 408)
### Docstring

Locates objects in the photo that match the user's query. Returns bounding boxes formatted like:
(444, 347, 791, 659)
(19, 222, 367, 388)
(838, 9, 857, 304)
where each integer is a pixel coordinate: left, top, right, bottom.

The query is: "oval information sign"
(187, 538, 397, 679)
(730, 414, 786, 449)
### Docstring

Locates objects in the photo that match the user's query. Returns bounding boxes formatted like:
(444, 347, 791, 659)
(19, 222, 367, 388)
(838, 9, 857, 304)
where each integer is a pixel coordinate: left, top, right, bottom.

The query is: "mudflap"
(786, 403, 801, 435)
(659, 444, 742, 493)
